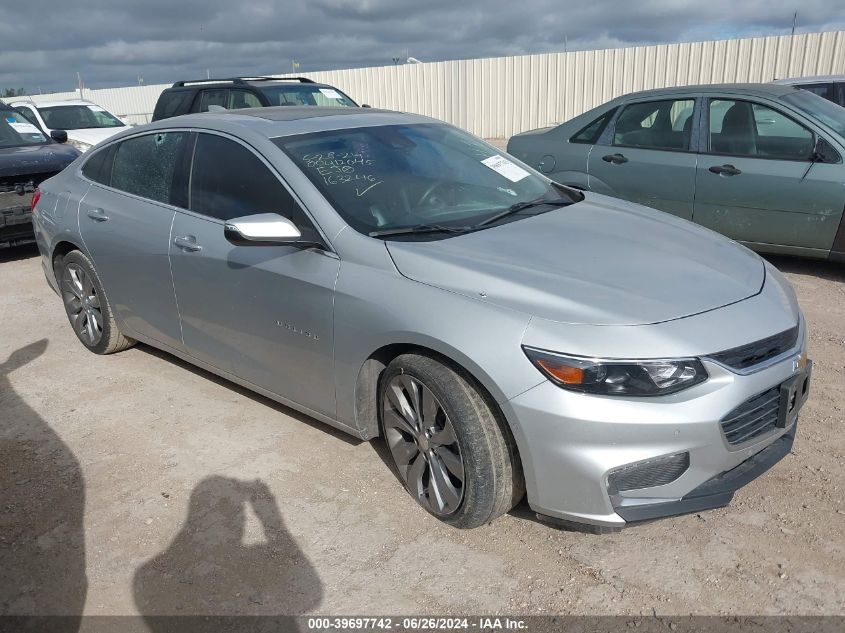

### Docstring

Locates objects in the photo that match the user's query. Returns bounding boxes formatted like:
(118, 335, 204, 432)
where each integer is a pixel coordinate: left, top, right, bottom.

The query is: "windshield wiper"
(474, 197, 573, 228)
(368, 224, 474, 238)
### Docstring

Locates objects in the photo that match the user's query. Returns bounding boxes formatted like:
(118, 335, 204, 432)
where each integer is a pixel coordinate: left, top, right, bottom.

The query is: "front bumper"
(502, 335, 809, 529)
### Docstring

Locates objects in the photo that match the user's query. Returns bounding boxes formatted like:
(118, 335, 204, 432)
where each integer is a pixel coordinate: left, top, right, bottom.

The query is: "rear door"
(77, 132, 189, 349)
(169, 132, 338, 417)
(693, 97, 845, 251)
(587, 97, 699, 221)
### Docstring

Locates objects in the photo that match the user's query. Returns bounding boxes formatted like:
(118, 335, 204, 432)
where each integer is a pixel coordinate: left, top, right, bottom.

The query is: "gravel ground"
(0, 242, 843, 618)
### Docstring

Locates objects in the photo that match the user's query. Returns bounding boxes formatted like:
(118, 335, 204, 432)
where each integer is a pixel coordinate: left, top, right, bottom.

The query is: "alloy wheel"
(62, 263, 104, 346)
(382, 374, 465, 516)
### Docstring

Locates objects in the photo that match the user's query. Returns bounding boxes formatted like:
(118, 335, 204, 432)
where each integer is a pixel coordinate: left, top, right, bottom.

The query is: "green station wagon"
(508, 84, 845, 261)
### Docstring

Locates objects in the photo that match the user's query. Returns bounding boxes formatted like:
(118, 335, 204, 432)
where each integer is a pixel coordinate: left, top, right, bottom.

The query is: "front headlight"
(523, 347, 708, 396)
(67, 138, 93, 153)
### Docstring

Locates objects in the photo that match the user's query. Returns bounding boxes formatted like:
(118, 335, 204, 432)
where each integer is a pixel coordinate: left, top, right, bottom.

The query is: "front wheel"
(57, 250, 135, 355)
(379, 353, 523, 528)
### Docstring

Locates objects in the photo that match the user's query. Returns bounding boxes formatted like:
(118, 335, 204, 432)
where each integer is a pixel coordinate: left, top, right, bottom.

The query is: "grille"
(607, 452, 690, 493)
(720, 386, 780, 446)
(709, 326, 798, 371)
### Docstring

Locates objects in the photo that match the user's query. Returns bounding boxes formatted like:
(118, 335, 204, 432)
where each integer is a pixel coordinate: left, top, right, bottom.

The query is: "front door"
(588, 97, 698, 220)
(693, 98, 845, 251)
(169, 132, 339, 418)
(78, 131, 189, 349)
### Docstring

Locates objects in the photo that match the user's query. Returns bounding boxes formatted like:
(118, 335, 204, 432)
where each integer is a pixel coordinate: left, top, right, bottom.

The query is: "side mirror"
(50, 130, 68, 143)
(361, 103, 372, 108)
(224, 213, 309, 246)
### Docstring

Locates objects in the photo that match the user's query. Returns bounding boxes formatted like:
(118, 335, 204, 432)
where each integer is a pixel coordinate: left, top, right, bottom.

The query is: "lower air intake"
(607, 452, 690, 493)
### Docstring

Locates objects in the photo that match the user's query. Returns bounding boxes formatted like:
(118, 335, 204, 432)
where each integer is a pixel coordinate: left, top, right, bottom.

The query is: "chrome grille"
(709, 326, 798, 371)
(720, 387, 780, 446)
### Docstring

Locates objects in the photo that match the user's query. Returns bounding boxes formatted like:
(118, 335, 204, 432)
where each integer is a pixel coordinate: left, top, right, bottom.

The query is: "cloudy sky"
(2, 0, 844, 94)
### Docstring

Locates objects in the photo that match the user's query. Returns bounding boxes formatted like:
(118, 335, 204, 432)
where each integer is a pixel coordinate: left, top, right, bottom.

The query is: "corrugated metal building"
(15, 30, 845, 138)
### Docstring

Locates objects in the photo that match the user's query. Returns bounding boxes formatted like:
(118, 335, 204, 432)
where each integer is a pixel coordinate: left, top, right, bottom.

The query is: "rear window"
(81, 145, 116, 185)
(110, 132, 189, 204)
(153, 90, 195, 121)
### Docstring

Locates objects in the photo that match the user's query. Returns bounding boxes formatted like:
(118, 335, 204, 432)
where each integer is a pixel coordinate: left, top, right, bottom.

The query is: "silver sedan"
(32, 107, 811, 531)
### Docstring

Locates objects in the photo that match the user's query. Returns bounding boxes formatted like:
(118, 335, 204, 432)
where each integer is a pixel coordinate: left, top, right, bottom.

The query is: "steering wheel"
(416, 181, 454, 210)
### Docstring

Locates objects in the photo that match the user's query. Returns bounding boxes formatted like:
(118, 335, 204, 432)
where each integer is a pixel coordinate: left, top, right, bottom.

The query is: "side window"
(153, 90, 193, 120)
(190, 133, 307, 226)
(197, 89, 229, 113)
(110, 132, 189, 204)
(81, 145, 115, 185)
(14, 106, 40, 127)
(612, 99, 694, 150)
(570, 108, 616, 144)
(836, 83, 845, 108)
(228, 90, 262, 109)
(798, 83, 834, 102)
(709, 99, 813, 160)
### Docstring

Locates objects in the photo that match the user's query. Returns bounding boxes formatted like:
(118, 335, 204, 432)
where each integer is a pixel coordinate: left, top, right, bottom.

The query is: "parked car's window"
(12, 106, 40, 127)
(570, 108, 615, 144)
(110, 132, 188, 204)
(796, 82, 834, 102)
(40, 105, 124, 130)
(780, 89, 845, 136)
(709, 99, 813, 160)
(612, 99, 694, 150)
(0, 110, 48, 147)
(81, 145, 116, 185)
(275, 123, 571, 236)
(197, 89, 229, 113)
(258, 84, 357, 107)
(190, 133, 306, 224)
(836, 83, 845, 108)
(153, 90, 194, 120)
(229, 90, 262, 109)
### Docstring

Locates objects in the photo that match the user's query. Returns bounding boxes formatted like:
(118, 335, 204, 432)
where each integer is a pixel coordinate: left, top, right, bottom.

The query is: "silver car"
(32, 107, 811, 532)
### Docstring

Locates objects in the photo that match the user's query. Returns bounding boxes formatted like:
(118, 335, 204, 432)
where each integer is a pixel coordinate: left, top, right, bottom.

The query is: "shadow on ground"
(763, 254, 845, 283)
(0, 340, 87, 631)
(133, 476, 323, 627)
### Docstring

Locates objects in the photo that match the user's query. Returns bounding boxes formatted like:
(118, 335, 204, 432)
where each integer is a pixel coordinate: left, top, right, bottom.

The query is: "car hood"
(66, 127, 125, 146)
(385, 194, 765, 326)
(0, 143, 80, 179)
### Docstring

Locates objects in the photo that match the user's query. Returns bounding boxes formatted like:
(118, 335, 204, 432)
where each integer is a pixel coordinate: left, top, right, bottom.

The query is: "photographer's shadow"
(133, 476, 322, 626)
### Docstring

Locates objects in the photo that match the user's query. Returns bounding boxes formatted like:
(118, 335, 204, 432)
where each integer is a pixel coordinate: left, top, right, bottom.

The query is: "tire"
(378, 352, 524, 528)
(56, 250, 135, 355)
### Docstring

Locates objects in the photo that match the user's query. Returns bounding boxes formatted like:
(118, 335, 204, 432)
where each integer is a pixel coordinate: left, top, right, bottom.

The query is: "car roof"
(166, 79, 336, 91)
(773, 75, 845, 85)
(610, 83, 800, 101)
(134, 106, 434, 140)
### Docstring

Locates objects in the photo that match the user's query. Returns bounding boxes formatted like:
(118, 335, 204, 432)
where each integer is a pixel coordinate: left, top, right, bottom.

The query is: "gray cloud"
(2, 0, 844, 93)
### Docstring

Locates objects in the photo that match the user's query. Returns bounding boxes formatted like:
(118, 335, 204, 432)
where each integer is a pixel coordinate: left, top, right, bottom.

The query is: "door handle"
(602, 153, 628, 164)
(86, 208, 109, 222)
(173, 235, 202, 252)
(708, 164, 742, 176)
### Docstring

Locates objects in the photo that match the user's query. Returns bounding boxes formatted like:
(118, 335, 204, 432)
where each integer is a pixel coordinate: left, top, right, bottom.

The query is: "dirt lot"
(0, 243, 843, 618)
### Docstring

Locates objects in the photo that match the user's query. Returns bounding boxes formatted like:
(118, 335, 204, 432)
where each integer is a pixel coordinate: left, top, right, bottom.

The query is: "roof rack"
(171, 76, 315, 87)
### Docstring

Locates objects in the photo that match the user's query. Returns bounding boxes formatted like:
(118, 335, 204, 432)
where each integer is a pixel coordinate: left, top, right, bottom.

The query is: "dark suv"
(152, 77, 362, 121)
(1, 102, 79, 249)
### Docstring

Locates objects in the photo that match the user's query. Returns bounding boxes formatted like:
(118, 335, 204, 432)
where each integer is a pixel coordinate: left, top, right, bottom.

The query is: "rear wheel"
(57, 250, 135, 355)
(379, 353, 523, 528)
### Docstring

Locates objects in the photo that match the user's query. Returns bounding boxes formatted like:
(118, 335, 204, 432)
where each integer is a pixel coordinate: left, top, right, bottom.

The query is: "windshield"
(780, 89, 845, 137)
(40, 104, 125, 130)
(258, 84, 358, 107)
(275, 123, 573, 237)
(0, 110, 49, 148)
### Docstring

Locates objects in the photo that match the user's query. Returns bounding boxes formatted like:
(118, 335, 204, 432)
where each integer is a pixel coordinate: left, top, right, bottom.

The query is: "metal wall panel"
(15, 31, 845, 137)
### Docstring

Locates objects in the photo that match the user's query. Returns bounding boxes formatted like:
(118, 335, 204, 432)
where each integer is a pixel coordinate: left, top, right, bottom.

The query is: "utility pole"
(791, 11, 797, 36)
(76, 72, 83, 99)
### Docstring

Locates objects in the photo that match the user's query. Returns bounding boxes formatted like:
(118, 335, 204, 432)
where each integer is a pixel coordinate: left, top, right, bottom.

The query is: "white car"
(9, 99, 128, 153)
